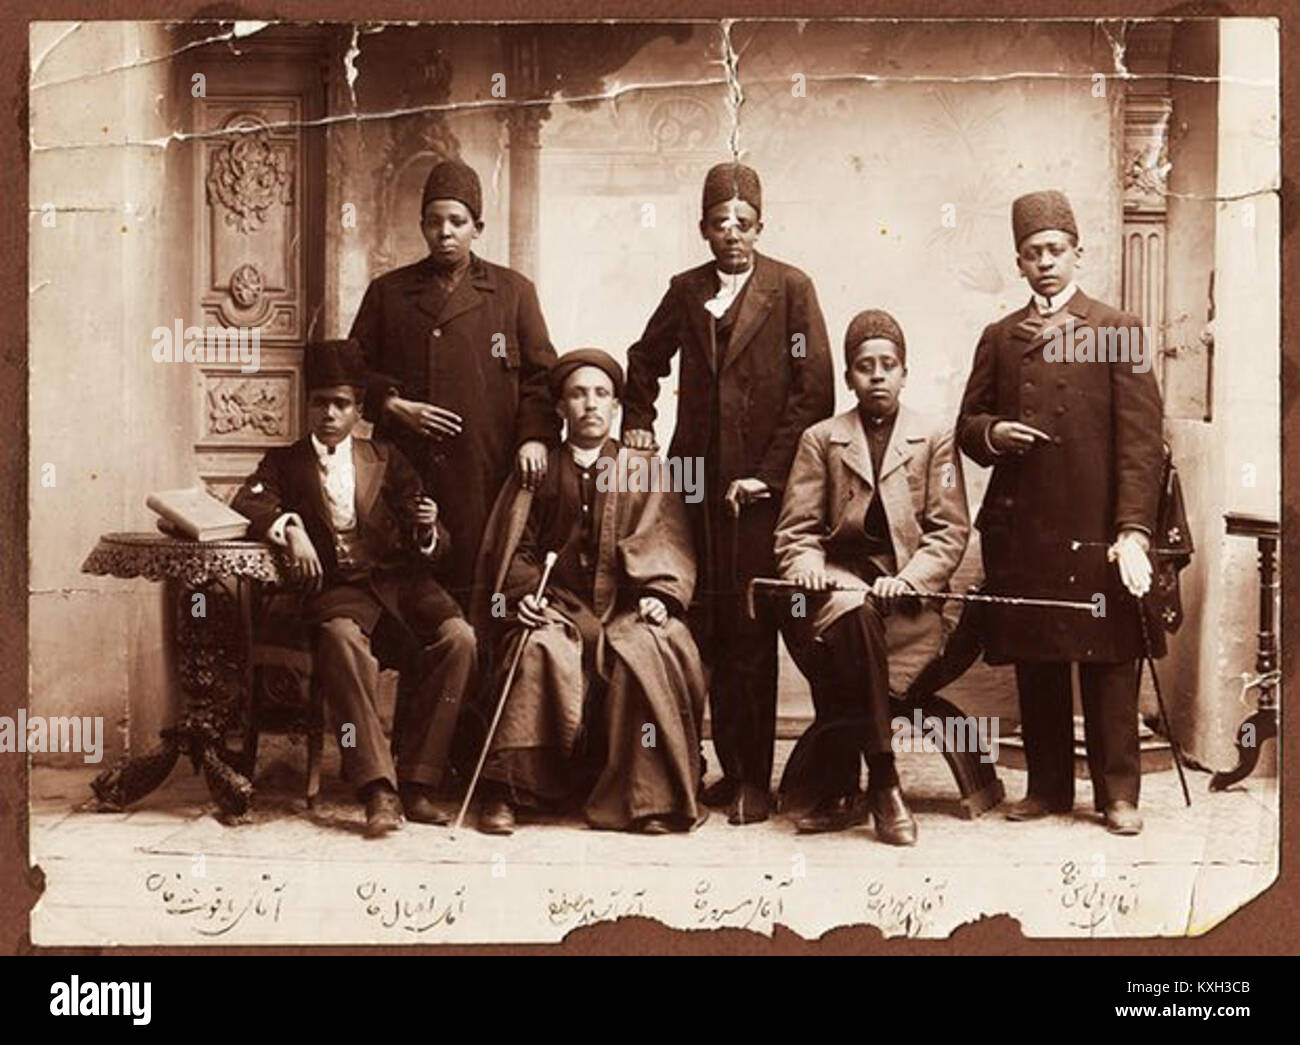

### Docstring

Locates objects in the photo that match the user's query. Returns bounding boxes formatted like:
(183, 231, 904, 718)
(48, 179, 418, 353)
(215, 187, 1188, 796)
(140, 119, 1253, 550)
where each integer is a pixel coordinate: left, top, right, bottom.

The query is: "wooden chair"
(243, 588, 326, 808)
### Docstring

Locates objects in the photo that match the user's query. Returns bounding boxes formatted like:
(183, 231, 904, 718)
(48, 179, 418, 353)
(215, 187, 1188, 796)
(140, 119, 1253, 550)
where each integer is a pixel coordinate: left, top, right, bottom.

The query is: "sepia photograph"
(16, 13, 1283, 954)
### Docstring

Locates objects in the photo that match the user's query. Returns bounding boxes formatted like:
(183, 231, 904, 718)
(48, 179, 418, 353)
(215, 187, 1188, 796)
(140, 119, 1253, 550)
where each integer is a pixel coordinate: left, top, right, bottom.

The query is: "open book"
(146, 486, 250, 541)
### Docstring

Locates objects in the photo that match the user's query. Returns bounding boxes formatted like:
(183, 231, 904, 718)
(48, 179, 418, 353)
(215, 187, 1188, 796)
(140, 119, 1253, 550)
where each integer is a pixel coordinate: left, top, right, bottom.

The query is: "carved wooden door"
(187, 30, 325, 502)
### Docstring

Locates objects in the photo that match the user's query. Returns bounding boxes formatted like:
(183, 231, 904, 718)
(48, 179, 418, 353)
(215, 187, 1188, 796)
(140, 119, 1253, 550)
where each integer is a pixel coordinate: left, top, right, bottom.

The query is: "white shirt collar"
(569, 442, 602, 470)
(1031, 281, 1079, 316)
(704, 265, 754, 319)
(311, 433, 353, 462)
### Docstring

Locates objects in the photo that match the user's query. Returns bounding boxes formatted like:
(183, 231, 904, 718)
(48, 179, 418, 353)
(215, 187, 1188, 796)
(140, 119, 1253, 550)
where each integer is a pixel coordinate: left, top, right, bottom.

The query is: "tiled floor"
(27, 739, 1278, 946)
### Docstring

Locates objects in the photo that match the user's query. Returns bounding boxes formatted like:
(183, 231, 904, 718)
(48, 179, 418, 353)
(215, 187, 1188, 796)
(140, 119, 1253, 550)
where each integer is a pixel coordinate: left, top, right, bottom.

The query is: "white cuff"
(419, 526, 438, 556)
(268, 512, 305, 546)
(984, 422, 1004, 458)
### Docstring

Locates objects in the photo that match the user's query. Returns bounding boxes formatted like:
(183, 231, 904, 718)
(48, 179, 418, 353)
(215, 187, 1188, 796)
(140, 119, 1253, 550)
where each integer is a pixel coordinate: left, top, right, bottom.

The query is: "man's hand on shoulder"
(638, 596, 668, 627)
(623, 428, 656, 451)
(516, 440, 548, 490)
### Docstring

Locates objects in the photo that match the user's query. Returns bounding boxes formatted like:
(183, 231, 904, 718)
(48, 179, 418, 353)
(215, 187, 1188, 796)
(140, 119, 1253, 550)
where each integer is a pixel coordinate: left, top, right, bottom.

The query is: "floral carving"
(229, 263, 264, 309)
(206, 126, 293, 234)
(207, 378, 287, 437)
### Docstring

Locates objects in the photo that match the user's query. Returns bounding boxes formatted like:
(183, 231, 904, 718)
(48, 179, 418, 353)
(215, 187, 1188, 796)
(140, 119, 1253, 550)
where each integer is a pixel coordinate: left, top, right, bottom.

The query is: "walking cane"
(1138, 595, 1192, 807)
(452, 550, 558, 834)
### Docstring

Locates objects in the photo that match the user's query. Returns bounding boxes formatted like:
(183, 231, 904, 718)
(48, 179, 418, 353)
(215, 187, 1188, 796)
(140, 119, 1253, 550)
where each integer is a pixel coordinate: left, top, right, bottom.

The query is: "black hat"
(1011, 190, 1079, 248)
(549, 348, 625, 399)
(306, 339, 369, 391)
(421, 159, 483, 221)
(844, 309, 906, 365)
(702, 162, 762, 217)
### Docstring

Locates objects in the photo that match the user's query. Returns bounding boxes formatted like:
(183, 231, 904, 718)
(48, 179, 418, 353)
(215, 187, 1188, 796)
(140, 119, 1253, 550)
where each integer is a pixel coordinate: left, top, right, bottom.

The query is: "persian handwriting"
(863, 876, 947, 938)
(355, 879, 466, 934)
(546, 887, 647, 929)
(144, 870, 286, 937)
(693, 874, 792, 932)
(1059, 860, 1139, 933)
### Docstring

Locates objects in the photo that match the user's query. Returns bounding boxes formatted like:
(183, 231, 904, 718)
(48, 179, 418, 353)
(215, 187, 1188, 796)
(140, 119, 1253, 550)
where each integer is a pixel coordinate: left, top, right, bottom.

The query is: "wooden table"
(81, 532, 287, 820)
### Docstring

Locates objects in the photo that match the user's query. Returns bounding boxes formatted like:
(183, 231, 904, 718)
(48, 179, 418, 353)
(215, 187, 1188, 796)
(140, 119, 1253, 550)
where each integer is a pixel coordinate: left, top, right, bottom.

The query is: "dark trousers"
(315, 609, 477, 795)
(1014, 660, 1140, 809)
(801, 603, 895, 799)
(705, 601, 780, 791)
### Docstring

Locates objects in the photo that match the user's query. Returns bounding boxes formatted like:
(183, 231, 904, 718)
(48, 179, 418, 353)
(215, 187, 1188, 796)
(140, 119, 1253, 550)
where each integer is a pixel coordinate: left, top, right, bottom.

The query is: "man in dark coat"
(470, 349, 706, 835)
(956, 190, 1165, 835)
(349, 159, 561, 606)
(622, 162, 834, 824)
(233, 340, 478, 837)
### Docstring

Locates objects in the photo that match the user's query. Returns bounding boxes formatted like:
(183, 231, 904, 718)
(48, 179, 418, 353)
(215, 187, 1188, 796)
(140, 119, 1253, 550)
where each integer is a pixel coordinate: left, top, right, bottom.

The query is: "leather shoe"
(1104, 800, 1143, 836)
(634, 815, 673, 835)
(1005, 794, 1072, 821)
(727, 783, 771, 825)
(400, 785, 451, 826)
(868, 786, 917, 846)
(363, 787, 404, 838)
(479, 797, 516, 836)
(700, 777, 739, 808)
(795, 793, 872, 834)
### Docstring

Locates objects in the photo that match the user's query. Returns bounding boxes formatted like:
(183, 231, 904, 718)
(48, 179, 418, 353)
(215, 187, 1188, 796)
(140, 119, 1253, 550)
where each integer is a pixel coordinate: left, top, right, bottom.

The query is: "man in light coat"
(774, 310, 970, 844)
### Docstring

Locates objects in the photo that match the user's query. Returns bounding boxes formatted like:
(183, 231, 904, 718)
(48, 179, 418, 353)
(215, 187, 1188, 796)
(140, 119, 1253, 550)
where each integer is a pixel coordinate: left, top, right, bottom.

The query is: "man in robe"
(470, 348, 706, 835)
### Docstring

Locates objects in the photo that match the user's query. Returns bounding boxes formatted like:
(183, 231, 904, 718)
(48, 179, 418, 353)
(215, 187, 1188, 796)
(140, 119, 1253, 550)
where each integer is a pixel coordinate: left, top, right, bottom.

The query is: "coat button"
(1056, 378, 1066, 389)
(1025, 408, 1035, 417)
(1024, 381, 1033, 389)
(432, 328, 442, 338)
(1055, 405, 1066, 414)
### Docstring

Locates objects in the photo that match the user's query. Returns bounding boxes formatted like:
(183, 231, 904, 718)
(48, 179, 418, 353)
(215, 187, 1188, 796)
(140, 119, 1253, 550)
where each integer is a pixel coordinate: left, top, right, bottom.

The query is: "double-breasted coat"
(773, 406, 972, 694)
(622, 252, 834, 603)
(956, 289, 1165, 663)
(349, 253, 560, 599)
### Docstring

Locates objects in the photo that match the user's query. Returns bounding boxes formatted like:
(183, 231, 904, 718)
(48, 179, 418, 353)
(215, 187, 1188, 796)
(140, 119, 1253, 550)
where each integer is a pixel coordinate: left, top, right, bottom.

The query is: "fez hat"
(843, 309, 906, 365)
(702, 162, 762, 217)
(549, 348, 626, 399)
(421, 159, 483, 221)
(1011, 189, 1079, 248)
(306, 339, 369, 392)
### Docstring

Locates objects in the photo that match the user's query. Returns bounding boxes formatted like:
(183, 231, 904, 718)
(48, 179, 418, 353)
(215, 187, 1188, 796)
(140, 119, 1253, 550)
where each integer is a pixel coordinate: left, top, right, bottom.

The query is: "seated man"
(470, 348, 707, 836)
(233, 339, 477, 838)
(773, 310, 970, 845)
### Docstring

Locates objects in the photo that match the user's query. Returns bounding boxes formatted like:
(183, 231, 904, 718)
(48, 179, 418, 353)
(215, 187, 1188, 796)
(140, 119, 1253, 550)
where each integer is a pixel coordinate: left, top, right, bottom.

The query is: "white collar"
(569, 442, 602, 469)
(705, 265, 754, 318)
(1031, 281, 1079, 316)
(311, 433, 353, 461)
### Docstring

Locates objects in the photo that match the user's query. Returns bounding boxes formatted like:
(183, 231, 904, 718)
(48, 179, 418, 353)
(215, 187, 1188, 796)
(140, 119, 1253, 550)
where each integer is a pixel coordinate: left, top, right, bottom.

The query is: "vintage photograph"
(23, 16, 1280, 945)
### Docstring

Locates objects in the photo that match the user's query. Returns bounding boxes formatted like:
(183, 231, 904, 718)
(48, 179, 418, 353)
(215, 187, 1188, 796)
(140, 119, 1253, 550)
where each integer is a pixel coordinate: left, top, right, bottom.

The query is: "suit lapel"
(721, 253, 778, 374)
(832, 410, 875, 489)
(412, 253, 491, 325)
(680, 266, 719, 373)
(295, 440, 333, 534)
(352, 438, 384, 527)
(877, 406, 923, 482)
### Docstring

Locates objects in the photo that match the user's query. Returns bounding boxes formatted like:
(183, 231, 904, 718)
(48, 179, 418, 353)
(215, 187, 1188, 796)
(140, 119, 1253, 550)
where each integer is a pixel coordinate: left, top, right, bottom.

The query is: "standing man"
(623, 162, 834, 824)
(956, 190, 1164, 836)
(350, 159, 560, 608)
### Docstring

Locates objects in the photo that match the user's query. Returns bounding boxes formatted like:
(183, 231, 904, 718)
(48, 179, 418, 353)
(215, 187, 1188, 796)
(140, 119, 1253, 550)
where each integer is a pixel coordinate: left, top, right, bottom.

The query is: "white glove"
(1108, 530, 1153, 598)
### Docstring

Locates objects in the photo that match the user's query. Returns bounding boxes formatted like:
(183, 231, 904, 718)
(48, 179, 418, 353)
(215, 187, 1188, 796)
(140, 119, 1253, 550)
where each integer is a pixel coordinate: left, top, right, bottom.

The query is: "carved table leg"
(91, 578, 255, 819)
(1211, 529, 1279, 791)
